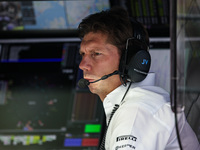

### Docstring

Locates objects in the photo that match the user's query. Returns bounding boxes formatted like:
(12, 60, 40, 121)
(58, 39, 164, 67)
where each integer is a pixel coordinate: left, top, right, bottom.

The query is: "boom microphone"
(78, 70, 119, 88)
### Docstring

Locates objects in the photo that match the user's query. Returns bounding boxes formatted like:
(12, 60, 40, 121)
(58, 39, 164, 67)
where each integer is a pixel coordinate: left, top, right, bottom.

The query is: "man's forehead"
(79, 39, 101, 54)
(82, 32, 108, 42)
(81, 38, 99, 45)
(80, 33, 107, 49)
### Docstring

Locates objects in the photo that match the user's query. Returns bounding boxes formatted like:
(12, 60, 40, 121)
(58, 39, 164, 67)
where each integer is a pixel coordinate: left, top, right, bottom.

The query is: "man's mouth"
(84, 78, 95, 83)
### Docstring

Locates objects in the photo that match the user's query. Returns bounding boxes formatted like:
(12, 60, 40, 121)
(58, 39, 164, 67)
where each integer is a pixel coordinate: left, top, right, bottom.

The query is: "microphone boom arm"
(78, 70, 119, 88)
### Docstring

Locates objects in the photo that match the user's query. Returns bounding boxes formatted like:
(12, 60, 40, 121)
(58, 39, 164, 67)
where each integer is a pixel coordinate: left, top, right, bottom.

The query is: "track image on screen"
(0, 42, 105, 150)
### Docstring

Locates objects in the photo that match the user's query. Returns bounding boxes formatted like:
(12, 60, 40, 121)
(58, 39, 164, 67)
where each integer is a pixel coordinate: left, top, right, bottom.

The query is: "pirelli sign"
(116, 135, 137, 142)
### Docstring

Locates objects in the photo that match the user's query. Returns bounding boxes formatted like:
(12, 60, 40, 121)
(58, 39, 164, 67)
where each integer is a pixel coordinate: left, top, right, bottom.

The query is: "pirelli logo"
(116, 135, 137, 142)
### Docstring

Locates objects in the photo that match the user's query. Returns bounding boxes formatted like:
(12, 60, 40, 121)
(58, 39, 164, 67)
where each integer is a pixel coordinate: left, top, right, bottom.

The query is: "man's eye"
(95, 52, 101, 55)
(92, 52, 102, 57)
(80, 52, 85, 57)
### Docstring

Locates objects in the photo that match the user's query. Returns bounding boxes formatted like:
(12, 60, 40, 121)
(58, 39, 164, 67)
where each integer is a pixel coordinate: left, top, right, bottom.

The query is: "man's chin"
(88, 85, 95, 93)
(88, 85, 98, 94)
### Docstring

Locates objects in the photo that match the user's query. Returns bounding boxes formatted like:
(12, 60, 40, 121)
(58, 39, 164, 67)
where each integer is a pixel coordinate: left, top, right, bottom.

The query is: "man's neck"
(99, 83, 122, 102)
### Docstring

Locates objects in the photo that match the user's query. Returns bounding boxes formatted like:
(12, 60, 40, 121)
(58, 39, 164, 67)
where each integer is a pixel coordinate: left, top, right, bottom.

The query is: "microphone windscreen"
(78, 78, 89, 88)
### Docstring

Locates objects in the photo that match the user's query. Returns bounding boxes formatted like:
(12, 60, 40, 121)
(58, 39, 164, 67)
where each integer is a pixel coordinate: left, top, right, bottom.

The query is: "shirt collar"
(104, 73, 155, 105)
(103, 73, 155, 123)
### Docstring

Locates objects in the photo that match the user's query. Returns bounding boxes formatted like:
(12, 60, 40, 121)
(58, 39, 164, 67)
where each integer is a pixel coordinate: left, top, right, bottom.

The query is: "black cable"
(99, 82, 132, 150)
(99, 104, 119, 150)
(174, 98, 183, 150)
(170, 0, 183, 149)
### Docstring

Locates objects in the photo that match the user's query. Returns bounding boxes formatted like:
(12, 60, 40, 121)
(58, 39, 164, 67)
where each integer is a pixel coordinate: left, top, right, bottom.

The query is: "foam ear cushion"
(127, 50, 151, 82)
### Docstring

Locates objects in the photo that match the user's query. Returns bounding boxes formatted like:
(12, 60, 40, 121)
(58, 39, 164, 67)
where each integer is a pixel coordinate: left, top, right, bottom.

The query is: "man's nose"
(79, 55, 92, 71)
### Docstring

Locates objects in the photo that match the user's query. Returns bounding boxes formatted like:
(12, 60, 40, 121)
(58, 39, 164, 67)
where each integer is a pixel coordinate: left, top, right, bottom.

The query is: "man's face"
(79, 32, 122, 100)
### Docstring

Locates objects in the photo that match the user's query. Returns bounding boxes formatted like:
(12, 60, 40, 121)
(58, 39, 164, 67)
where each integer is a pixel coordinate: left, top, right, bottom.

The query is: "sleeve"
(105, 103, 171, 150)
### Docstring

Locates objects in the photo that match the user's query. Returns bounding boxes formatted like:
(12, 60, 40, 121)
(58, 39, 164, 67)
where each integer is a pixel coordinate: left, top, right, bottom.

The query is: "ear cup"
(127, 50, 151, 82)
(119, 18, 150, 83)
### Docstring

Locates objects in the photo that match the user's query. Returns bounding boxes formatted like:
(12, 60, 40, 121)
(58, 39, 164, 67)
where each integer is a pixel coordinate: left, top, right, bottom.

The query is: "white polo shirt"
(103, 73, 199, 150)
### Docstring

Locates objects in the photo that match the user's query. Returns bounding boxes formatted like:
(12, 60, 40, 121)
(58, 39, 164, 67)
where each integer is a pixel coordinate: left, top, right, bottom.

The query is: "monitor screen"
(0, 0, 110, 31)
(0, 0, 169, 38)
(0, 41, 105, 150)
(110, 0, 170, 37)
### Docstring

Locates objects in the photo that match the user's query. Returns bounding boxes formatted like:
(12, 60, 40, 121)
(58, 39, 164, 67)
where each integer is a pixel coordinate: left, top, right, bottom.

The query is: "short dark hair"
(78, 6, 149, 55)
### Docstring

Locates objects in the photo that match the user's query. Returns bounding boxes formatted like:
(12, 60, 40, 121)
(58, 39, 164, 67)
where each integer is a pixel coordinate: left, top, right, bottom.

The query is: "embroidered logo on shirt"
(115, 144, 136, 149)
(116, 135, 137, 142)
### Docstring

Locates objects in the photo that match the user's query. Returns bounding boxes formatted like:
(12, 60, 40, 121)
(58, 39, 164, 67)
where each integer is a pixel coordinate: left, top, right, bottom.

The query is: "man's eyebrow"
(79, 45, 102, 52)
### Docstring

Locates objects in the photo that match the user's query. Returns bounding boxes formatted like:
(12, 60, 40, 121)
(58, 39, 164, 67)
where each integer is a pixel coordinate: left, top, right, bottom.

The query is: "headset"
(119, 18, 151, 84)
(78, 18, 151, 89)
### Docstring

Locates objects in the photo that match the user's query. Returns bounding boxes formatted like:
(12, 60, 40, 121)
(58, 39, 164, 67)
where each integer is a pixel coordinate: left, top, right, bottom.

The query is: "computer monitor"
(0, 41, 105, 150)
(0, 1, 110, 31)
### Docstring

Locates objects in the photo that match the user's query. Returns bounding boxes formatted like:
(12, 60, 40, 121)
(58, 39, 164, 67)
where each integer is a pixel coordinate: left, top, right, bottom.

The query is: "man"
(78, 7, 199, 150)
